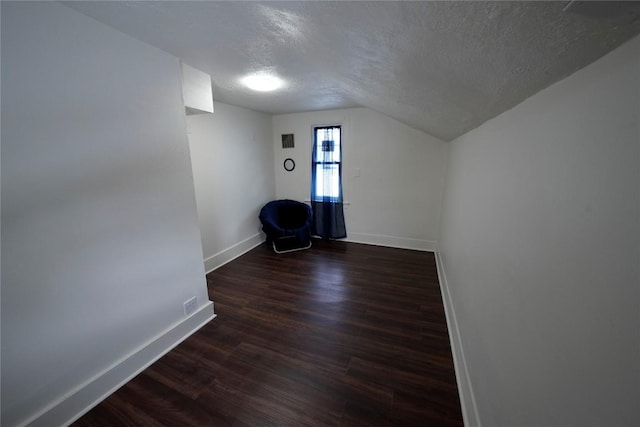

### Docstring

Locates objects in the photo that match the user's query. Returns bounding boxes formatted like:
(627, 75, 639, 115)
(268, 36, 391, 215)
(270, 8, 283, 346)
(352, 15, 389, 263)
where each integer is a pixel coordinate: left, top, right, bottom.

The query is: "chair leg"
(272, 239, 312, 254)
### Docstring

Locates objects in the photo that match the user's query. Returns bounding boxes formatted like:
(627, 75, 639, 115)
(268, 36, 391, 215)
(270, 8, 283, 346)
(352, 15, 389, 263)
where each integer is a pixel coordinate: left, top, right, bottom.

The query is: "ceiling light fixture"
(240, 72, 285, 92)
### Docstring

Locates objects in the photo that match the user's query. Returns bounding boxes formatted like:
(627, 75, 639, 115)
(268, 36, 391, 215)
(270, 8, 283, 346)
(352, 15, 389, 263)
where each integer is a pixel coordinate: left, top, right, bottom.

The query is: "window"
(311, 126, 342, 201)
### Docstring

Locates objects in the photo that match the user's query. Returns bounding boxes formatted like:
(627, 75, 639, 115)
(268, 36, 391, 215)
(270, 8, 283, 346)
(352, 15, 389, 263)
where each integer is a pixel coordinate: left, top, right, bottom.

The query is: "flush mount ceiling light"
(240, 72, 285, 92)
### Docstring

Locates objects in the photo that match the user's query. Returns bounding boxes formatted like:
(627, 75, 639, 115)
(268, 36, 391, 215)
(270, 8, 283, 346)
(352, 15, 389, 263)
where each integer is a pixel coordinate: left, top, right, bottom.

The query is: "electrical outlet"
(183, 296, 198, 317)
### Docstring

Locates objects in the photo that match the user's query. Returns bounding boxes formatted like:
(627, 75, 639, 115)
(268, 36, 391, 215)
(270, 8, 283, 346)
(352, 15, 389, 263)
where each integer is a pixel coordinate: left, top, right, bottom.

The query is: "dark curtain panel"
(311, 126, 347, 239)
(311, 201, 346, 239)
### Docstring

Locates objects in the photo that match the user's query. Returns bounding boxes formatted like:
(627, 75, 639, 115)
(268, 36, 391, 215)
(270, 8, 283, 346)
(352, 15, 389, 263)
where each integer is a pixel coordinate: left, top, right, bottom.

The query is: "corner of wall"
(434, 248, 481, 427)
(19, 303, 216, 427)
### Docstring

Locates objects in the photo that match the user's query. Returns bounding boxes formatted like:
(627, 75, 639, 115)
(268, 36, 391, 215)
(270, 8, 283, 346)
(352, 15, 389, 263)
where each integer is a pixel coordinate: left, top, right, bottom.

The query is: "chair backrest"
(277, 202, 309, 228)
(260, 200, 311, 229)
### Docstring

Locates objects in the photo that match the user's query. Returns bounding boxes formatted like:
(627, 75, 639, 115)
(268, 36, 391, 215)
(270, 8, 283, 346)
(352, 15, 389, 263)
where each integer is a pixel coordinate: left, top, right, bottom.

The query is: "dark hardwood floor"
(74, 240, 463, 426)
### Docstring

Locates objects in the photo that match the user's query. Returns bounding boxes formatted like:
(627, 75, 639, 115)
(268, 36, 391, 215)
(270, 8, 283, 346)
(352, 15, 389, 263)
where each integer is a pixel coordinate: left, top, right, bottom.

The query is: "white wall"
(1, 3, 214, 426)
(187, 102, 275, 272)
(438, 35, 640, 427)
(273, 108, 447, 251)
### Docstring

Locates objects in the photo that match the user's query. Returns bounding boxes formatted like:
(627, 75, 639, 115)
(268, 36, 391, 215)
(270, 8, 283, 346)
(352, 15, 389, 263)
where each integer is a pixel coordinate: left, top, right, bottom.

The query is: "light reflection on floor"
(310, 260, 348, 304)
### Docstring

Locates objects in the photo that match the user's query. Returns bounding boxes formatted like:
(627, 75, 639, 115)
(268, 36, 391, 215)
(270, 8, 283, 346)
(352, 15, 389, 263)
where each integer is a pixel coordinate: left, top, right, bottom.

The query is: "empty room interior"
(1, 1, 639, 426)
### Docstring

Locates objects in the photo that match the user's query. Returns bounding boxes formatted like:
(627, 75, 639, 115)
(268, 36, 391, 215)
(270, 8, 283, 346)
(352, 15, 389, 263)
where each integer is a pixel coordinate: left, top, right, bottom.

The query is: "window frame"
(311, 125, 343, 202)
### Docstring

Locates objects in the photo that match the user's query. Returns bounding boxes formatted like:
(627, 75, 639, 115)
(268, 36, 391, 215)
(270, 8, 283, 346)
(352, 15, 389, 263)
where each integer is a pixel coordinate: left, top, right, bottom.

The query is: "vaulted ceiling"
(64, 1, 640, 141)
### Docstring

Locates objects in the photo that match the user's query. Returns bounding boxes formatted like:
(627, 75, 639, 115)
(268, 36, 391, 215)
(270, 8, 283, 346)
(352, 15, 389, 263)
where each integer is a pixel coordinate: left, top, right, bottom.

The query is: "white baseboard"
(22, 302, 216, 427)
(435, 250, 481, 427)
(203, 233, 264, 274)
(344, 232, 436, 252)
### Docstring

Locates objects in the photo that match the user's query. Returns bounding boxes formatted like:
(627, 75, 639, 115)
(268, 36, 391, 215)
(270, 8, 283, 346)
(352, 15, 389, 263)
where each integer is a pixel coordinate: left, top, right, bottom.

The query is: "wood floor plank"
(73, 239, 463, 426)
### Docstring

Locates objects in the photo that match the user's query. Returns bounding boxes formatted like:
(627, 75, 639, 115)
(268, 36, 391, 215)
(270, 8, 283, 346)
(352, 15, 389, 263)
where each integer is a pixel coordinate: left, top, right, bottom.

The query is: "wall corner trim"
(204, 233, 265, 274)
(435, 249, 482, 427)
(344, 232, 436, 252)
(21, 302, 216, 427)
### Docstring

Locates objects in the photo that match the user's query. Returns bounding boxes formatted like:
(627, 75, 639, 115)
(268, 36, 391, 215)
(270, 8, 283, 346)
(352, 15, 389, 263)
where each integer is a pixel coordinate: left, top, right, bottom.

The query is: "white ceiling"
(63, 1, 640, 141)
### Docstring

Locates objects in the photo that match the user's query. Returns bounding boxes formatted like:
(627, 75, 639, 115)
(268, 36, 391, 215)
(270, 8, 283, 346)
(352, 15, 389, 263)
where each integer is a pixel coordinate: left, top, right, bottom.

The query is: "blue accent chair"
(259, 200, 313, 253)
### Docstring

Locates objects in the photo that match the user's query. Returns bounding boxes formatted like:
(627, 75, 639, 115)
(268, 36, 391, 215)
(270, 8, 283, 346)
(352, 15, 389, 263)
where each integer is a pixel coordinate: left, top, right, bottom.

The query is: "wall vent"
(281, 134, 294, 149)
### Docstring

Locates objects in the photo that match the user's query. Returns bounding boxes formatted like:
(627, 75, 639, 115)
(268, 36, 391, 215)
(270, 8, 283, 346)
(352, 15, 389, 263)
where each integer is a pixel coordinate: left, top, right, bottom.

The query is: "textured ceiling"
(63, 1, 640, 141)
